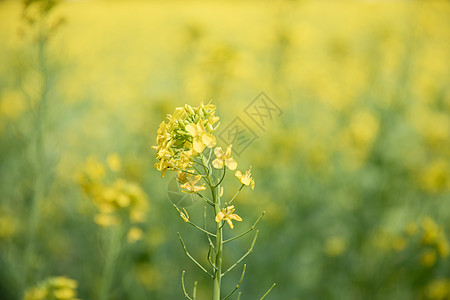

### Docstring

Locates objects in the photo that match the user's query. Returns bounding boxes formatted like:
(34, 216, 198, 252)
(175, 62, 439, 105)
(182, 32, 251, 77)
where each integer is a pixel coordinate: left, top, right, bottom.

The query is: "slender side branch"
(174, 205, 216, 236)
(196, 193, 215, 206)
(214, 166, 226, 188)
(237, 292, 242, 300)
(177, 233, 213, 278)
(181, 271, 193, 300)
(187, 221, 216, 237)
(222, 231, 259, 276)
(222, 264, 247, 300)
(259, 283, 276, 300)
(193, 281, 198, 300)
(224, 211, 265, 244)
(228, 184, 244, 205)
(207, 245, 218, 271)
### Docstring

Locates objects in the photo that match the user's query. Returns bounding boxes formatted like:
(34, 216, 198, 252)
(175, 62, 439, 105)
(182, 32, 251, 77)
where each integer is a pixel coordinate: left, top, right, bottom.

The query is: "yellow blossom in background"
(392, 237, 407, 252)
(405, 222, 418, 236)
(82, 156, 106, 182)
(23, 276, 79, 300)
(425, 278, 450, 300)
(78, 155, 149, 240)
(325, 236, 347, 257)
(422, 217, 441, 245)
(215, 205, 242, 229)
(107, 153, 122, 172)
(421, 249, 437, 267)
(212, 145, 237, 170)
(235, 169, 255, 189)
(95, 214, 120, 227)
(0, 89, 26, 120)
(127, 226, 144, 243)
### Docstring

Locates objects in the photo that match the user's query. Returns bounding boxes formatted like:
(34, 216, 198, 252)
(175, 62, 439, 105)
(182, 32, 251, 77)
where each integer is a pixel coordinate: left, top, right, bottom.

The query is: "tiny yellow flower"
(212, 145, 237, 170)
(180, 175, 206, 193)
(235, 169, 255, 189)
(215, 205, 242, 229)
(127, 226, 144, 243)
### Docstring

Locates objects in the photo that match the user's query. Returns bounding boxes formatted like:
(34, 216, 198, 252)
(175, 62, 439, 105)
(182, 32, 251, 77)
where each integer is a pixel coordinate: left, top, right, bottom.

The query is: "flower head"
(153, 101, 219, 177)
(235, 168, 255, 189)
(212, 145, 237, 170)
(215, 205, 242, 229)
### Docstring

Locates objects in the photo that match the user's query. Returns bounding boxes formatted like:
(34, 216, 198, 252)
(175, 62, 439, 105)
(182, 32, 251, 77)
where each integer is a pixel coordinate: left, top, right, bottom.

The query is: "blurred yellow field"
(0, 0, 449, 299)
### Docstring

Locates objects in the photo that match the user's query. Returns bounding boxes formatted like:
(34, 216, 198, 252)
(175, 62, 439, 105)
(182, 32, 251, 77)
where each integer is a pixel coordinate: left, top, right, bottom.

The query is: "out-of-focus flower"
(325, 236, 347, 257)
(77, 156, 149, 241)
(23, 276, 79, 300)
(212, 145, 237, 170)
(235, 169, 255, 189)
(215, 205, 242, 229)
(405, 222, 418, 236)
(425, 278, 450, 300)
(421, 249, 437, 267)
(127, 226, 144, 243)
(107, 153, 122, 172)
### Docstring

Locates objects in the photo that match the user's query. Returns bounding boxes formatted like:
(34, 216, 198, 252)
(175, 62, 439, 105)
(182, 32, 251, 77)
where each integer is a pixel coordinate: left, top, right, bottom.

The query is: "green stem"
(24, 29, 50, 288)
(99, 226, 122, 300)
(202, 154, 222, 300)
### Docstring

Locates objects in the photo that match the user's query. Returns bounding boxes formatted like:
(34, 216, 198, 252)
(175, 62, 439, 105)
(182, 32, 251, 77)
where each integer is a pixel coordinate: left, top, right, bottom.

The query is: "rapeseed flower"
(235, 169, 255, 189)
(212, 145, 237, 170)
(215, 205, 242, 229)
(180, 175, 206, 193)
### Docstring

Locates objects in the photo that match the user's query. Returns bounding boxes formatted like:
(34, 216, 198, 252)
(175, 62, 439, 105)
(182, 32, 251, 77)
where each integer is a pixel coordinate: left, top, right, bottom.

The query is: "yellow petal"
(202, 134, 216, 148)
(225, 158, 237, 170)
(193, 138, 205, 153)
(215, 212, 225, 222)
(185, 123, 198, 137)
(214, 147, 223, 158)
(230, 214, 242, 222)
(226, 219, 234, 229)
(212, 158, 224, 169)
(225, 145, 233, 157)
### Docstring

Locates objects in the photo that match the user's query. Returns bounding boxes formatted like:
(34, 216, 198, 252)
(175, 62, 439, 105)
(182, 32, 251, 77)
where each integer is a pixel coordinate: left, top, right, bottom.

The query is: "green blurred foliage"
(0, 0, 449, 299)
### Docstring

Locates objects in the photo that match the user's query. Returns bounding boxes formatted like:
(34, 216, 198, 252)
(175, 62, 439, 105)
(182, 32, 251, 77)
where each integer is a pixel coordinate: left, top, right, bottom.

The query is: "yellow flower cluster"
(390, 217, 450, 268)
(419, 217, 450, 266)
(424, 278, 450, 300)
(153, 102, 219, 177)
(77, 155, 148, 241)
(23, 276, 79, 300)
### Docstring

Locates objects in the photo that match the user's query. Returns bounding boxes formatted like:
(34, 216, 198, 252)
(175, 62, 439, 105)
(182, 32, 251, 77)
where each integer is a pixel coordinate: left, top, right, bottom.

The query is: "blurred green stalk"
(24, 26, 50, 288)
(99, 226, 123, 300)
